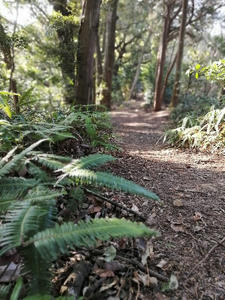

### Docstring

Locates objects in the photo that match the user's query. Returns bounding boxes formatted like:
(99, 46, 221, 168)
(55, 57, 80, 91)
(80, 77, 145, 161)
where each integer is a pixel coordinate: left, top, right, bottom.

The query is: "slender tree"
(101, 0, 119, 109)
(76, 0, 102, 105)
(171, 0, 188, 107)
(153, 0, 180, 111)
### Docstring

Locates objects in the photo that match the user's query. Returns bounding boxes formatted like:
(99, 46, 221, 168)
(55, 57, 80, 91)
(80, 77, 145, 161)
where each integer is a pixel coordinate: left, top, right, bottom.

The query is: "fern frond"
(62, 154, 116, 172)
(27, 162, 50, 182)
(61, 169, 159, 201)
(0, 178, 39, 212)
(0, 146, 18, 168)
(35, 156, 66, 171)
(0, 201, 48, 255)
(0, 284, 11, 300)
(34, 153, 72, 163)
(30, 218, 157, 261)
(0, 139, 47, 178)
(21, 245, 52, 295)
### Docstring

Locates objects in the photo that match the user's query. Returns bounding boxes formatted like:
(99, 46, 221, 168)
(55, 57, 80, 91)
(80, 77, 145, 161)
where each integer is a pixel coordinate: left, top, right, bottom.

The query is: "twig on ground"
(117, 255, 168, 282)
(89, 249, 168, 282)
(185, 236, 225, 280)
(84, 188, 146, 221)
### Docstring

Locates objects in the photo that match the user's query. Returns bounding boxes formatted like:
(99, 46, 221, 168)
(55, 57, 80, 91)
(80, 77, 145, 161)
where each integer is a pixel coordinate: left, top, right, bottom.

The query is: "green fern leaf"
(62, 154, 116, 172)
(0, 139, 48, 178)
(0, 178, 40, 212)
(35, 157, 65, 171)
(10, 277, 23, 300)
(0, 284, 11, 300)
(61, 169, 159, 201)
(0, 146, 18, 168)
(0, 201, 48, 255)
(30, 218, 157, 261)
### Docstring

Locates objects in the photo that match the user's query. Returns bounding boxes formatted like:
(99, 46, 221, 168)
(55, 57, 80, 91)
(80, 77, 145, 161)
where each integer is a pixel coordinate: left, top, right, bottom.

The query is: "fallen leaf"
(99, 279, 117, 292)
(171, 223, 185, 232)
(173, 200, 184, 207)
(131, 204, 139, 213)
(155, 293, 170, 300)
(193, 212, 203, 221)
(94, 269, 115, 278)
(169, 274, 179, 290)
(141, 241, 154, 265)
(88, 205, 102, 214)
(156, 259, 168, 270)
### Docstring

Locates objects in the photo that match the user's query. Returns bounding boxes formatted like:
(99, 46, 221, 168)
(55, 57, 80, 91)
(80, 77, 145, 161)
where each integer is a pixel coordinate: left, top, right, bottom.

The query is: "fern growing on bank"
(0, 141, 159, 298)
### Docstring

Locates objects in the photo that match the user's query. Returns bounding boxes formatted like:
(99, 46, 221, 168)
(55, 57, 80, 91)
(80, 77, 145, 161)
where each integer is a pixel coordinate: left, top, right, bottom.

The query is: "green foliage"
(0, 107, 115, 154)
(0, 142, 159, 298)
(30, 218, 156, 261)
(165, 106, 225, 151)
(194, 59, 225, 88)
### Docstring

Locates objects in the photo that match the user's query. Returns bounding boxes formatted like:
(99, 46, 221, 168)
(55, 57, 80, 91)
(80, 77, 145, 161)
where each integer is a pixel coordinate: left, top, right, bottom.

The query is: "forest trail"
(109, 101, 225, 299)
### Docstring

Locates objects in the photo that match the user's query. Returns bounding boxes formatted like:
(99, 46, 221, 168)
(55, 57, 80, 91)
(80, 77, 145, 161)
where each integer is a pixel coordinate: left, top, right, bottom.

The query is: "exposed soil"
(107, 101, 225, 299)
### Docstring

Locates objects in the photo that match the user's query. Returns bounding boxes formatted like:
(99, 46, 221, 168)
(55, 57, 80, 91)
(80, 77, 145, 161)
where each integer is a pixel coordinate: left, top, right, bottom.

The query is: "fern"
(62, 153, 116, 171)
(0, 139, 47, 178)
(28, 218, 157, 261)
(60, 168, 159, 201)
(0, 201, 48, 255)
(0, 284, 11, 300)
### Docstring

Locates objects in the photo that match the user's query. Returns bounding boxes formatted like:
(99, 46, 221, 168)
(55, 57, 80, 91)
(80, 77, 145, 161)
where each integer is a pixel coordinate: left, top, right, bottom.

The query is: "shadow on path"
(110, 105, 225, 299)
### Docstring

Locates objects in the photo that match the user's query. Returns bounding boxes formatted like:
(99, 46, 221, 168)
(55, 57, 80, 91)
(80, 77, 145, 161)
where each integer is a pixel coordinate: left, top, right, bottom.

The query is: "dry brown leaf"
(94, 269, 115, 278)
(173, 199, 184, 207)
(156, 259, 168, 270)
(88, 205, 102, 214)
(193, 212, 203, 221)
(171, 223, 185, 232)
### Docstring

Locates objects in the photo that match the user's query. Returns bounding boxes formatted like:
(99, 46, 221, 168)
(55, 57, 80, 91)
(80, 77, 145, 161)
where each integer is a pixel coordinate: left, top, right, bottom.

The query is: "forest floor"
(106, 100, 225, 299)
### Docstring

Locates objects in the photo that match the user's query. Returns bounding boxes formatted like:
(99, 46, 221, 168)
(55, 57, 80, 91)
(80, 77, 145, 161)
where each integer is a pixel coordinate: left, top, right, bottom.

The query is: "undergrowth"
(165, 94, 225, 152)
(0, 103, 159, 299)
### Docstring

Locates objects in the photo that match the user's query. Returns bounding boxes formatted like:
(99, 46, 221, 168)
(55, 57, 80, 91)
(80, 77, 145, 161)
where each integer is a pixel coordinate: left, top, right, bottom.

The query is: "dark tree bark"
(153, 1, 173, 112)
(0, 21, 19, 114)
(171, 0, 188, 107)
(101, 0, 119, 110)
(49, 0, 76, 104)
(76, 0, 102, 105)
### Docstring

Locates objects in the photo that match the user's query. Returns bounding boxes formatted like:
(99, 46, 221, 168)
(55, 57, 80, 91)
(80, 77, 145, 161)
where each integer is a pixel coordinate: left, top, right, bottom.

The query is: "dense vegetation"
(0, 0, 224, 298)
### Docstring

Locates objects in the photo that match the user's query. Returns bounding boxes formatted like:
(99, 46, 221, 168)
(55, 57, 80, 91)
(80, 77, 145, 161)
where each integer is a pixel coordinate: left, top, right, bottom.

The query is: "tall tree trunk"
(128, 30, 152, 101)
(49, 0, 76, 104)
(96, 32, 103, 86)
(171, 0, 188, 107)
(153, 3, 171, 112)
(0, 21, 19, 114)
(101, 0, 119, 110)
(76, 0, 102, 105)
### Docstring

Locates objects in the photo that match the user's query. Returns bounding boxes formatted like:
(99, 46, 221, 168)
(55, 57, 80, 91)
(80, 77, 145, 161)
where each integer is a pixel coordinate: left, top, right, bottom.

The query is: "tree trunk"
(49, 0, 76, 104)
(128, 30, 152, 101)
(101, 0, 119, 110)
(153, 3, 171, 112)
(0, 22, 19, 114)
(171, 0, 188, 107)
(76, 0, 102, 105)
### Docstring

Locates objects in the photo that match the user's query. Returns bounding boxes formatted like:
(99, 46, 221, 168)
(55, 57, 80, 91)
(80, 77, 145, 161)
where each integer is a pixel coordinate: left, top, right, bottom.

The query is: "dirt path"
(109, 103, 225, 299)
